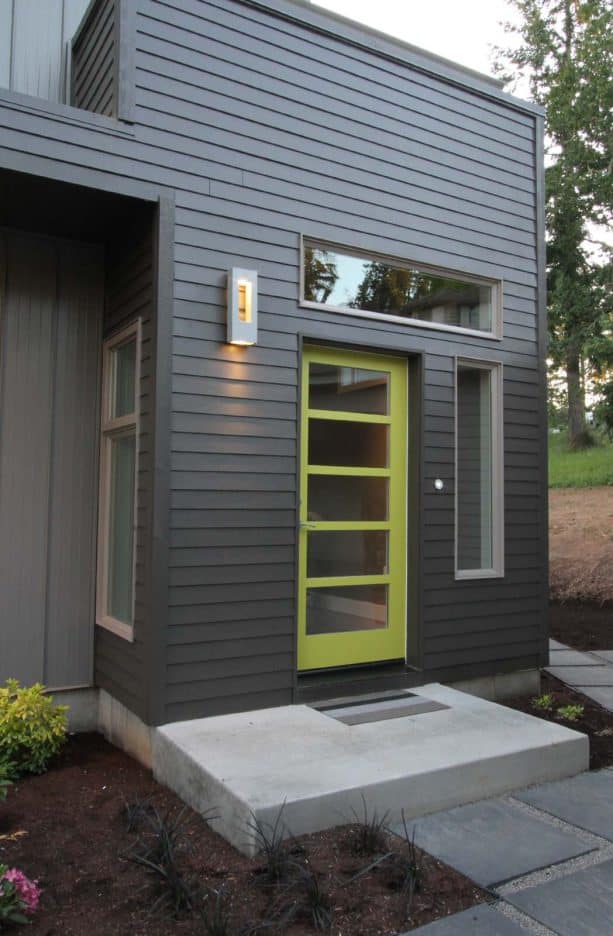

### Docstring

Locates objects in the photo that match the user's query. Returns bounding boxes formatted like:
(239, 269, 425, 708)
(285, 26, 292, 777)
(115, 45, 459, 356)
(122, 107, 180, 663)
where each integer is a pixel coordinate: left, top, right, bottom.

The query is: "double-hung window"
(455, 359, 504, 578)
(97, 321, 140, 640)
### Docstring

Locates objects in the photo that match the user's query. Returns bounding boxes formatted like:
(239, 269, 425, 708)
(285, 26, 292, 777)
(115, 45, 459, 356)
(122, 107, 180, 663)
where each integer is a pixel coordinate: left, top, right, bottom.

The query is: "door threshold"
(296, 660, 423, 704)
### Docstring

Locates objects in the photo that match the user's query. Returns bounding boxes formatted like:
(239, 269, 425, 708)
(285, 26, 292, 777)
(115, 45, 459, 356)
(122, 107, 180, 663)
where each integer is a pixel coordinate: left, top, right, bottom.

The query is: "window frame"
(96, 319, 141, 641)
(299, 235, 503, 340)
(454, 357, 504, 580)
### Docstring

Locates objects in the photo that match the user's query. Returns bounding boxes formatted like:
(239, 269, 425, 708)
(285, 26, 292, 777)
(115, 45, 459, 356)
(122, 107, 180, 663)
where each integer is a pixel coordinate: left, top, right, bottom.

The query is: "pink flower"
(2, 868, 41, 914)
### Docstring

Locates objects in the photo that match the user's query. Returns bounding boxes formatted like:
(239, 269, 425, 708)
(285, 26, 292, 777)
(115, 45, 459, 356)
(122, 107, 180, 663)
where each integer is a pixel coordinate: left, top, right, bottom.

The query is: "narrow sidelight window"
(456, 360, 503, 578)
(97, 321, 140, 639)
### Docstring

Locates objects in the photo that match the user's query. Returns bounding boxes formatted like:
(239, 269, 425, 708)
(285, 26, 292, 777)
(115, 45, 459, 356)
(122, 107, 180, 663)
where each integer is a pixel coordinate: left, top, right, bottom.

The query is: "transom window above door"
(301, 238, 501, 338)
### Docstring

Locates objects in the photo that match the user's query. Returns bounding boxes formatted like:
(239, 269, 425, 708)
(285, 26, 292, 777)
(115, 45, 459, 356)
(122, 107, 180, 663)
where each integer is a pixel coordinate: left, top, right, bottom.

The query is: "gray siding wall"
(0, 0, 89, 103)
(0, 229, 103, 688)
(94, 216, 155, 721)
(0, 0, 546, 724)
(145, 0, 543, 721)
(71, 0, 116, 116)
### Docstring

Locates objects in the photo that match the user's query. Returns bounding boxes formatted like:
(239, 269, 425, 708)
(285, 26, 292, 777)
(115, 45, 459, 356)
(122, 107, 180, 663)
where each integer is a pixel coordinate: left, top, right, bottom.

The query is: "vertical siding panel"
(0, 0, 12, 88)
(10, 0, 64, 101)
(0, 233, 55, 683)
(45, 241, 103, 688)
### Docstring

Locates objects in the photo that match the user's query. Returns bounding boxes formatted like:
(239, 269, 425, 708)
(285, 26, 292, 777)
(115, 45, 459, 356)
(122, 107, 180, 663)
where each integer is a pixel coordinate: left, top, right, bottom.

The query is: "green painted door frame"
(298, 346, 408, 671)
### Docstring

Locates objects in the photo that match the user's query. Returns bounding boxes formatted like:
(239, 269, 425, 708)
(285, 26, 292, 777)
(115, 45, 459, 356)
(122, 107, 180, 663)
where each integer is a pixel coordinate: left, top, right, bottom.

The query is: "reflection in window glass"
(306, 584, 388, 634)
(308, 419, 388, 468)
(111, 338, 136, 418)
(308, 475, 389, 521)
(309, 362, 389, 415)
(307, 530, 388, 577)
(303, 242, 493, 332)
(107, 434, 136, 624)
(457, 366, 493, 571)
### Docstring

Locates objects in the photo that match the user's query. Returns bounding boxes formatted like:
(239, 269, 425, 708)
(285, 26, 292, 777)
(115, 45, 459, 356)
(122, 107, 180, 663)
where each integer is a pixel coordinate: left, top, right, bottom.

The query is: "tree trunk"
(567, 344, 587, 448)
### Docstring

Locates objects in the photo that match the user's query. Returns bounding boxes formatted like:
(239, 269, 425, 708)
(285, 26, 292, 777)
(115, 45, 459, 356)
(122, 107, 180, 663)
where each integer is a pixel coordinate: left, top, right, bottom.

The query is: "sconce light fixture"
(227, 268, 258, 345)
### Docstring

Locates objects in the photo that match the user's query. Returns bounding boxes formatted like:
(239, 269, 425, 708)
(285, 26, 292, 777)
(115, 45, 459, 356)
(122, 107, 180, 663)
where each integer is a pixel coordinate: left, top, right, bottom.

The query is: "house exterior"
(0, 0, 547, 754)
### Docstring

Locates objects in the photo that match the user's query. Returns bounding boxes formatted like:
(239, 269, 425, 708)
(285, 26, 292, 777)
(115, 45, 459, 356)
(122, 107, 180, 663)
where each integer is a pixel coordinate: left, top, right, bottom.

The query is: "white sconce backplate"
(227, 268, 258, 345)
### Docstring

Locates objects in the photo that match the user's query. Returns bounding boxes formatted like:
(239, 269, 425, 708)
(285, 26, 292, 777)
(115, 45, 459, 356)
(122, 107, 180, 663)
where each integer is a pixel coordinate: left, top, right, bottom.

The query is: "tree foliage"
(303, 246, 338, 303)
(495, 0, 612, 448)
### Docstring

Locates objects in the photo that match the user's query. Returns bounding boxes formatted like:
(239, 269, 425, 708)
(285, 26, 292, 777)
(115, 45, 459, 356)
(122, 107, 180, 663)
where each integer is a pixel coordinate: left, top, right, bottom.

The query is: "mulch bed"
(0, 733, 487, 935)
(550, 600, 613, 651)
(505, 670, 613, 771)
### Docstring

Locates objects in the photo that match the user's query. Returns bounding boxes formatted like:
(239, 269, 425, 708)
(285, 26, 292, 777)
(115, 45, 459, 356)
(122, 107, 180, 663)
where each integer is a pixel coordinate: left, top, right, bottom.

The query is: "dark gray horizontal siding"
(71, 0, 116, 116)
(94, 215, 154, 722)
(0, 0, 544, 721)
(143, 0, 534, 139)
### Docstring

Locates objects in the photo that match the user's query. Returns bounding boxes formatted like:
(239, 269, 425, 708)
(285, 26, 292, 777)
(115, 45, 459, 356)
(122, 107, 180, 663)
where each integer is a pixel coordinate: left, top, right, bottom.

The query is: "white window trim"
(96, 320, 141, 642)
(299, 235, 503, 340)
(454, 357, 505, 580)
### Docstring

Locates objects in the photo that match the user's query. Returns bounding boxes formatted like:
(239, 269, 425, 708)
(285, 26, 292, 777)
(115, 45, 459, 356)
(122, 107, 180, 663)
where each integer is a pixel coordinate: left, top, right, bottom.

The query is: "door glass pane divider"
(306, 465, 391, 478)
(300, 521, 391, 531)
(306, 574, 391, 589)
(306, 408, 391, 425)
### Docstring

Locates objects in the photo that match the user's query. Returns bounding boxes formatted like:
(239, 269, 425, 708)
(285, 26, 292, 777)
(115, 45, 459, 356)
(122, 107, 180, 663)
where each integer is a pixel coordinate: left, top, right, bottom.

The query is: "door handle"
(298, 521, 317, 530)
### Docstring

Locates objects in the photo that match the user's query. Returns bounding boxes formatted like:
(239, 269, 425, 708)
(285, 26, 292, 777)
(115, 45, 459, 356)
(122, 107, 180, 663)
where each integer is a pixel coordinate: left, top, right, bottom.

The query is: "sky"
(314, 0, 522, 87)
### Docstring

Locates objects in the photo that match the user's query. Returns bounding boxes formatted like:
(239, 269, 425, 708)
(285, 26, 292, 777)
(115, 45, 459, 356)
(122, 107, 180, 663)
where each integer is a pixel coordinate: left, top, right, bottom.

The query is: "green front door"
(298, 346, 408, 671)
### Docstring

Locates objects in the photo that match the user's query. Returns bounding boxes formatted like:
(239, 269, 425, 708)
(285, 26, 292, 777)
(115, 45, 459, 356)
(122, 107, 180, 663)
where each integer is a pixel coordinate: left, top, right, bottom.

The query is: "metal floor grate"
(312, 690, 449, 726)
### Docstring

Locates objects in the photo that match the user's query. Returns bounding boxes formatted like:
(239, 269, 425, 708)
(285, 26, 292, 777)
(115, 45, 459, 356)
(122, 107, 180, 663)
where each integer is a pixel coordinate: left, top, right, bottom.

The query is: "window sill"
(299, 301, 502, 341)
(97, 616, 134, 642)
(455, 569, 505, 580)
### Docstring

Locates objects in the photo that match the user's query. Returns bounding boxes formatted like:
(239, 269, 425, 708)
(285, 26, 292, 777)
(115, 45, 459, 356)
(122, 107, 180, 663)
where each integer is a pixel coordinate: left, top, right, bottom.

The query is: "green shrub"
(556, 704, 584, 722)
(0, 761, 11, 801)
(531, 693, 555, 712)
(0, 680, 68, 779)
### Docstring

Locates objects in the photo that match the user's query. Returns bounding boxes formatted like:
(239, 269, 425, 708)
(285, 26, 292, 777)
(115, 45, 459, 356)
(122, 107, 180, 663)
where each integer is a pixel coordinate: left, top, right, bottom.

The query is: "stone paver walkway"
(404, 767, 613, 934)
(405, 643, 613, 934)
(505, 859, 613, 935)
(404, 798, 592, 888)
(547, 639, 613, 711)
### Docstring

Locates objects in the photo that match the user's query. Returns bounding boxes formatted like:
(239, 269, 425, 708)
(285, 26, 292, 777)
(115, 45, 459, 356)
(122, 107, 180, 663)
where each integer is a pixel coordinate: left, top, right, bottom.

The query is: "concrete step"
(152, 683, 589, 856)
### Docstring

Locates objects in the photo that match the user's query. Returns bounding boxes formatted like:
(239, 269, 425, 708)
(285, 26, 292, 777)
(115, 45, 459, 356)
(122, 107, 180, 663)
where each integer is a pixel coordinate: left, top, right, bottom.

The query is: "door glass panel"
(111, 338, 136, 418)
(308, 475, 389, 521)
(306, 584, 388, 634)
(309, 419, 388, 467)
(309, 362, 389, 415)
(307, 531, 388, 577)
(107, 434, 135, 624)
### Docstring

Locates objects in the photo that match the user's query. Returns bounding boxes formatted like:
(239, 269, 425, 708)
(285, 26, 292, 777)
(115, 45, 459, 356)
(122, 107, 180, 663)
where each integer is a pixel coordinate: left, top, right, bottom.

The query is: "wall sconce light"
(227, 268, 258, 345)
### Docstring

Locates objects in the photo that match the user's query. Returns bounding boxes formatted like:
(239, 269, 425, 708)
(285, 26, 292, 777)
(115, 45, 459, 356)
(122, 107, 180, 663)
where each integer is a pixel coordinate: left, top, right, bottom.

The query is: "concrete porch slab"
(152, 683, 589, 856)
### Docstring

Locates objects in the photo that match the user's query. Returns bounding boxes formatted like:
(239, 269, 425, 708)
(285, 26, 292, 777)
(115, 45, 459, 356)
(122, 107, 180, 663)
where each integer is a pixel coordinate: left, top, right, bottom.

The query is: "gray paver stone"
(549, 639, 569, 651)
(407, 903, 527, 934)
(576, 685, 613, 712)
(547, 649, 601, 667)
(516, 768, 613, 841)
(506, 858, 613, 936)
(545, 665, 613, 686)
(399, 799, 592, 888)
